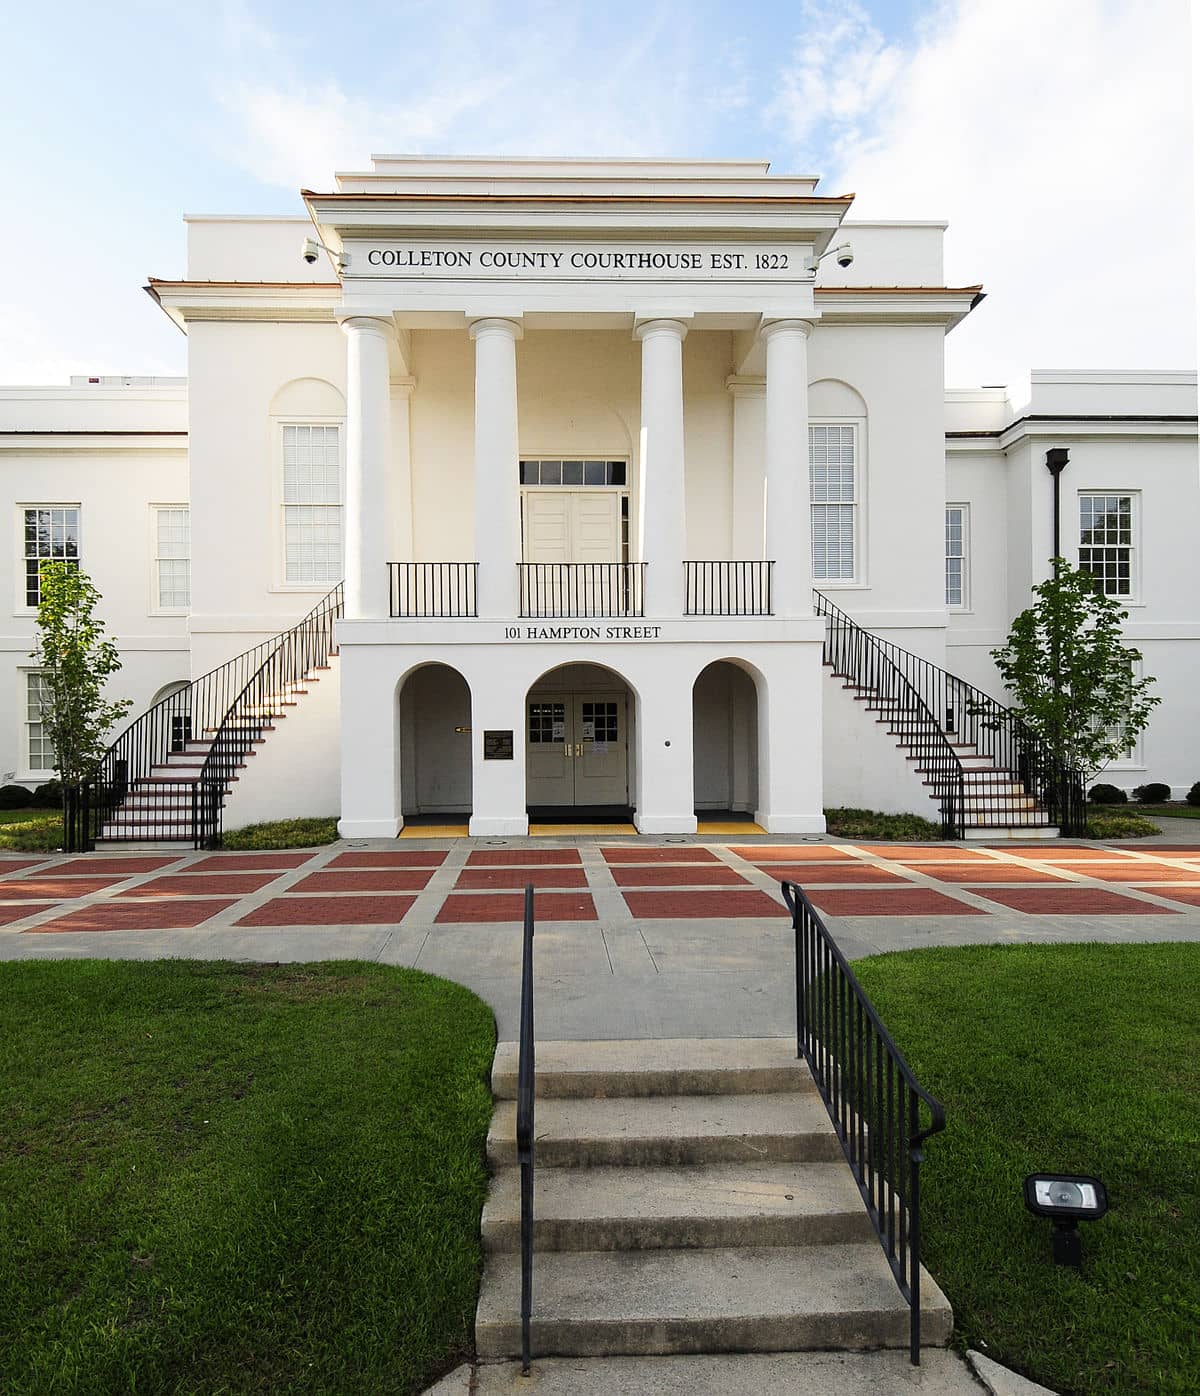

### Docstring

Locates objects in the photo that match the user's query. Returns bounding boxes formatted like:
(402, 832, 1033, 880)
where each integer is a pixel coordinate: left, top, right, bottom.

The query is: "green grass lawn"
(0, 961, 496, 1395)
(854, 943, 1200, 1395)
(1130, 803, 1200, 821)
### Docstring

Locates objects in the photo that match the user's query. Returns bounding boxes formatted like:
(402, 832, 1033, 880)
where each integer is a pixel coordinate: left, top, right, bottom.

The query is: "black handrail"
(516, 884, 536, 1374)
(82, 583, 343, 848)
(196, 584, 344, 845)
(684, 560, 774, 615)
(782, 879, 945, 1366)
(814, 590, 1086, 837)
(815, 590, 965, 837)
(518, 562, 645, 618)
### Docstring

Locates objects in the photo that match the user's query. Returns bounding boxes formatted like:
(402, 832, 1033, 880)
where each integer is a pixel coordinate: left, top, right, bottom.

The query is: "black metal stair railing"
(783, 878, 945, 1366)
(196, 584, 344, 845)
(82, 583, 343, 848)
(815, 590, 965, 837)
(516, 885, 536, 1375)
(813, 589, 1086, 836)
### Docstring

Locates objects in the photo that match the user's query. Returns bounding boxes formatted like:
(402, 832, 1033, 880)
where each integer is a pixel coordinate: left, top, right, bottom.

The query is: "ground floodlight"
(1023, 1174, 1108, 1266)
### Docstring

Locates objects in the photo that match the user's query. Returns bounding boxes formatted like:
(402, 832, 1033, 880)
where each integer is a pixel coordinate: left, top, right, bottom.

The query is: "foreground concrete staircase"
(477, 1038, 952, 1361)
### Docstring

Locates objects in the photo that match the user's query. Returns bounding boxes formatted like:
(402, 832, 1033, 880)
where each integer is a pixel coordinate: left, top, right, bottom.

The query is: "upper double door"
(522, 489, 626, 616)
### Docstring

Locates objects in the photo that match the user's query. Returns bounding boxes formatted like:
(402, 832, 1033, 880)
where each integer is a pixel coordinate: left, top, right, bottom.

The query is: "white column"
(762, 318, 815, 617)
(341, 315, 394, 620)
(635, 318, 688, 616)
(728, 376, 766, 558)
(470, 317, 522, 618)
(388, 376, 415, 564)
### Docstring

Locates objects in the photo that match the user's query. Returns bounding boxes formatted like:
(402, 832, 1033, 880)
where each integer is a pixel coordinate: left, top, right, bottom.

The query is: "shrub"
(0, 815, 63, 852)
(1088, 783, 1127, 805)
(1086, 812, 1159, 839)
(822, 808, 944, 841)
(1132, 782, 1171, 804)
(0, 784, 32, 809)
(1188, 782, 1200, 808)
(221, 817, 340, 850)
(32, 779, 63, 808)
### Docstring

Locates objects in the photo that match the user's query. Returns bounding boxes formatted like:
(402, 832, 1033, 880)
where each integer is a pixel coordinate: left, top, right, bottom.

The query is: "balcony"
(388, 562, 478, 618)
(518, 562, 646, 618)
(684, 561, 774, 616)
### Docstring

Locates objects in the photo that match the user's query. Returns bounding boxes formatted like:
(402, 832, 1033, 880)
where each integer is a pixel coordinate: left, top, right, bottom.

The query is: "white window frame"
(1077, 491, 1140, 604)
(274, 420, 345, 591)
(150, 504, 191, 614)
(17, 504, 81, 613)
(1098, 653, 1146, 771)
(21, 670, 56, 780)
(945, 504, 970, 610)
(809, 420, 865, 586)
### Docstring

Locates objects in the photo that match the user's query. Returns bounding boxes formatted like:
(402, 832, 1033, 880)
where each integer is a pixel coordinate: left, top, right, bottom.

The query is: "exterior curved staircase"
(82, 585, 343, 848)
(815, 590, 1085, 839)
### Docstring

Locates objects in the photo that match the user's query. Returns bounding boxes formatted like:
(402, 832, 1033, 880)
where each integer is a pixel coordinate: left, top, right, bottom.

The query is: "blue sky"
(1, 0, 1193, 392)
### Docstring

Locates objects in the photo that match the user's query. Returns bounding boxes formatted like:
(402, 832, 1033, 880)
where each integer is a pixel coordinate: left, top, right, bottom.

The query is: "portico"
(314, 160, 842, 839)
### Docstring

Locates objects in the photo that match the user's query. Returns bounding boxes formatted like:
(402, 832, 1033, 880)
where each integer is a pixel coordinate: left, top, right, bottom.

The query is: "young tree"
(29, 562, 132, 847)
(991, 559, 1160, 782)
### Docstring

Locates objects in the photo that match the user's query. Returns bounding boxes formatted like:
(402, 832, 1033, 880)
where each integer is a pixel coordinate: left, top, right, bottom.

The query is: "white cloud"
(777, 0, 1196, 389)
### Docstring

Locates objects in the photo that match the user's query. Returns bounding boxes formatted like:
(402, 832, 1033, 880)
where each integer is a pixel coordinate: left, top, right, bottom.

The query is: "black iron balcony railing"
(685, 560, 774, 616)
(388, 562, 479, 618)
(518, 562, 645, 618)
(782, 878, 946, 1366)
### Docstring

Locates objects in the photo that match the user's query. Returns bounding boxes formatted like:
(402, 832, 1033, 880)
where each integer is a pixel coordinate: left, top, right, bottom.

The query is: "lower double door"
(527, 693, 628, 809)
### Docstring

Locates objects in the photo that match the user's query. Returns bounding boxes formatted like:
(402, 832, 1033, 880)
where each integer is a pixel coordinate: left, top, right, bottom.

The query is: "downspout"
(1045, 447, 1070, 567)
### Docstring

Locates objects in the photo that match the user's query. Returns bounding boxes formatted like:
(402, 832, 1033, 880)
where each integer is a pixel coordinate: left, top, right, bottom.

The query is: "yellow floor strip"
(399, 823, 469, 838)
(529, 823, 638, 836)
(697, 820, 765, 835)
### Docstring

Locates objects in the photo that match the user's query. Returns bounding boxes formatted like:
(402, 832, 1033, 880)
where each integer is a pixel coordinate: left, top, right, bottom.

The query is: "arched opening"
(397, 663, 473, 818)
(149, 680, 192, 753)
(692, 660, 759, 815)
(525, 662, 636, 819)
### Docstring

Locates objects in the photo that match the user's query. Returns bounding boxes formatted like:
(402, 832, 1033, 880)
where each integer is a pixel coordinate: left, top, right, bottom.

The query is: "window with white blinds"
(283, 425, 342, 584)
(154, 506, 190, 609)
(809, 424, 857, 581)
(945, 505, 969, 608)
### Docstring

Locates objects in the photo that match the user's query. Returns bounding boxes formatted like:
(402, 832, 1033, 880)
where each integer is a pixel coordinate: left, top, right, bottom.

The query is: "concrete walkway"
(2, 825, 1198, 1040)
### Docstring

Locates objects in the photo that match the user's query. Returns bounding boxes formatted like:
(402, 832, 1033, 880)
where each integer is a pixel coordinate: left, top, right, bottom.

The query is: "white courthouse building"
(1, 157, 1196, 842)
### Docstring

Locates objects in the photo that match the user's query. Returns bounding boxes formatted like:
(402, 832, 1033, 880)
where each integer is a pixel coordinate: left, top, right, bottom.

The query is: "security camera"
(302, 237, 322, 265)
(834, 244, 854, 269)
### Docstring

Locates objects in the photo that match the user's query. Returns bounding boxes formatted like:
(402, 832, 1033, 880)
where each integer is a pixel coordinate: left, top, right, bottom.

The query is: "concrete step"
(482, 1162, 873, 1252)
(491, 1038, 809, 1101)
(963, 824, 1059, 841)
(488, 1091, 833, 1169)
(475, 1243, 952, 1358)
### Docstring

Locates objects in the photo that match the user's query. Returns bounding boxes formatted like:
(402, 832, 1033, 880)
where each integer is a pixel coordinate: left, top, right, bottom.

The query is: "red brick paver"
(610, 865, 749, 887)
(290, 869, 434, 893)
(0, 877, 127, 900)
(863, 845, 992, 862)
(754, 863, 910, 884)
(972, 887, 1176, 914)
(29, 900, 235, 933)
(0, 903, 56, 925)
(436, 892, 596, 922)
(237, 896, 416, 926)
(328, 850, 447, 869)
(1080, 864, 1200, 883)
(730, 845, 856, 861)
(0, 859, 51, 876)
(467, 849, 582, 866)
(1132, 886, 1200, 906)
(454, 867, 589, 890)
(924, 863, 1072, 884)
(48, 856, 183, 875)
(603, 847, 717, 864)
(1003, 847, 1137, 861)
(119, 873, 283, 898)
(803, 887, 986, 916)
(621, 889, 783, 918)
(188, 852, 317, 872)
